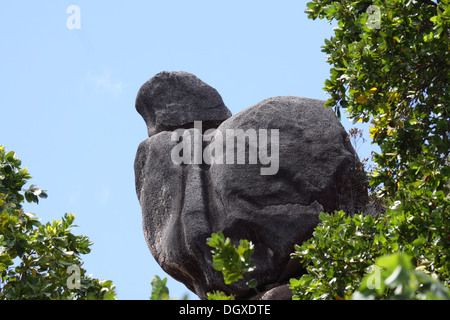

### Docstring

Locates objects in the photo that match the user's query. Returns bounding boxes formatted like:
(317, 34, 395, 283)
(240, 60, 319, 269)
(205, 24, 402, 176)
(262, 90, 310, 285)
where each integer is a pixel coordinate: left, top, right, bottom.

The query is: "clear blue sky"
(0, 1, 376, 300)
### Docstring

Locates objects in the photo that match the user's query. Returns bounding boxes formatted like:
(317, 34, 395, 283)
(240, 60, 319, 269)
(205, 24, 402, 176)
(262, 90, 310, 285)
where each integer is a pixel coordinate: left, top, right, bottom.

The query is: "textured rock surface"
(134, 72, 367, 299)
(253, 284, 293, 300)
(135, 71, 232, 136)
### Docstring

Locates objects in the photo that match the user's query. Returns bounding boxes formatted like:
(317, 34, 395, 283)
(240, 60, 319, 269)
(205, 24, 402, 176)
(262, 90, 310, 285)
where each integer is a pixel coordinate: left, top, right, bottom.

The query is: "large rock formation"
(134, 71, 367, 300)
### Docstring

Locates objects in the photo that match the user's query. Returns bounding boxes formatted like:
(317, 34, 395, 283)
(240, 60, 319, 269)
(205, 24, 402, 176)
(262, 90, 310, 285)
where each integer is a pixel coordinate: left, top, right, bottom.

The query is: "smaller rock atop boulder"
(135, 71, 232, 136)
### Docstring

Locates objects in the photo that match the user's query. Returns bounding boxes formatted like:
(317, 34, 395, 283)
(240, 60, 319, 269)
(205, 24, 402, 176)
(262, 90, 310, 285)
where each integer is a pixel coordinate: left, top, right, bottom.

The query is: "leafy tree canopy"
(306, 0, 449, 198)
(287, 0, 450, 300)
(0, 146, 116, 300)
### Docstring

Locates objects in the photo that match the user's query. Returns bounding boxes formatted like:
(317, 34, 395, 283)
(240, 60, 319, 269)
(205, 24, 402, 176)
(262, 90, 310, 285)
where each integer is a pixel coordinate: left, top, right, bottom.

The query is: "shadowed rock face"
(134, 71, 367, 300)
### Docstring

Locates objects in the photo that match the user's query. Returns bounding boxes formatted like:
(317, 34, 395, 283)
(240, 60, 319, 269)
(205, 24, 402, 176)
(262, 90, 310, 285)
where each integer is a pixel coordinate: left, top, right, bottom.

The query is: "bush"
(286, 0, 450, 300)
(290, 207, 449, 300)
(0, 146, 116, 300)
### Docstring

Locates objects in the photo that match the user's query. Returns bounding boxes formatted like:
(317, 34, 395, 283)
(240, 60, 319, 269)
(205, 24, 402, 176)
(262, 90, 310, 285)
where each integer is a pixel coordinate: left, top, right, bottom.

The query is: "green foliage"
(150, 275, 170, 300)
(206, 291, 235, 300)
(290, 209, 449, 300)
(354, 252, 450, 300)
(0, 146, 116, 300)
(206, 232, 256, 286)
(305, 0, 449, 198)
(206, 232, 258, 300)
(288, 0, 450, 300)
(149, 275, 188, 300)
(290, 211, 384, 300)
(0, 148, 47, 212)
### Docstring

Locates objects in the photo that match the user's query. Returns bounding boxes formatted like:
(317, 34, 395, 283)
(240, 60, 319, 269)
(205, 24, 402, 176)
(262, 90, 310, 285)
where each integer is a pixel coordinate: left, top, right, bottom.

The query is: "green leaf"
(207, 232, 257, 288)
(150, 275, 169, 300)
(247, 278, 258, 289)
(207, 291, 235, 300)
(412, 238, 426, 247)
